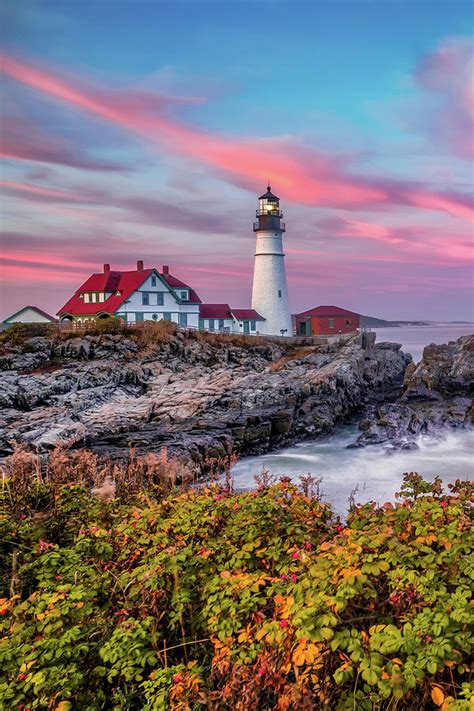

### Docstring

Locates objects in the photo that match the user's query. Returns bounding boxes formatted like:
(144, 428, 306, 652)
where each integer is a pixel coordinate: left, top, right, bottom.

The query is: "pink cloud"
(0, 179, 90, 202)
(414, 37, 474, 159)
(0, 115, 126, 171)
(2, 52, 473, 222)
(0, 179, 245, 235)
(407, 190, 474, 221)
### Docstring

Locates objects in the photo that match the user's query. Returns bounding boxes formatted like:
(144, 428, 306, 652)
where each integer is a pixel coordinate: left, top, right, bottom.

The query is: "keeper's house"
(58, 261, 201, 328)
(57, 261, 266, 334)
(295, 305, 360, 336)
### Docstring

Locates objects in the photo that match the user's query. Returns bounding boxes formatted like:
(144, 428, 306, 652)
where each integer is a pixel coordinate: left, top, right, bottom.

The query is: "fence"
(4, 320, 365, 348)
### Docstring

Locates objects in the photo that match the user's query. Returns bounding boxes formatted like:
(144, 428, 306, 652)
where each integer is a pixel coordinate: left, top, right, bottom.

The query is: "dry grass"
(268, 345, 319, 371)
(1, 442, 243, 515)
(1, 319, 270, 351)
(187, 329, 266, 348)
(1, 443, 195, 513)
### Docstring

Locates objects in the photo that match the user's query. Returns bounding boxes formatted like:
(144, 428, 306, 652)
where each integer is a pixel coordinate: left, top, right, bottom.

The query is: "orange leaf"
(431, 686, 445, 706)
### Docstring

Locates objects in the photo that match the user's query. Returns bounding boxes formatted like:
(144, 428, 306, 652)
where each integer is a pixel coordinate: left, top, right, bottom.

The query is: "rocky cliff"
(354, 334, 473, 449)
(0, 330, 410, 469)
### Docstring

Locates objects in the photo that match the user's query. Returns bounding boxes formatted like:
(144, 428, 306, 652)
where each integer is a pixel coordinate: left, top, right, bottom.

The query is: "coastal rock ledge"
(0, 330, 411, 469)
(354, 334, 474, 449)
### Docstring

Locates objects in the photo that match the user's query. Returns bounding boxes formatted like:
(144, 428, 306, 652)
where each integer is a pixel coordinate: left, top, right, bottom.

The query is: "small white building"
(198, 305, 265, 334)
(57, 261, 201, 327)
(2, 306, 58, 325)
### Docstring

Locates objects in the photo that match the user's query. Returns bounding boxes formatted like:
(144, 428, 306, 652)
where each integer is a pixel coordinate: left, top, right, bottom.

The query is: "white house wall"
(117, 273, 199, 327)
(6, 308, 53, 324)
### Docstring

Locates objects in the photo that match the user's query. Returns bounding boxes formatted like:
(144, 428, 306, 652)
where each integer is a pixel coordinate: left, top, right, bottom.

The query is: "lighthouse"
(251, 185, 293, 336)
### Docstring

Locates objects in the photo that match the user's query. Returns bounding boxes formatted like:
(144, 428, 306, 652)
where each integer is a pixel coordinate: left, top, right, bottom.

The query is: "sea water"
(373, 323, 472, 363)
(230, 324, 473, 516)
(230, 426, 474, 517)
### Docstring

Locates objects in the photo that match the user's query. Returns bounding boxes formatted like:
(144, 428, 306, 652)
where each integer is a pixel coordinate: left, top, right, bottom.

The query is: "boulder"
(0, 330, 412, 469)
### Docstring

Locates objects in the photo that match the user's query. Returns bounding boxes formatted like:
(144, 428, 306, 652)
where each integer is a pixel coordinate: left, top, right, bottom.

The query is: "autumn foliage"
(0, 450, 473, 710)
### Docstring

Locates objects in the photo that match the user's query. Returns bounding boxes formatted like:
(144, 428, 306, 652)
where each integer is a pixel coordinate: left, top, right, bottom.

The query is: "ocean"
(229, 324, 473, 515)
(372, 322, 473, 363)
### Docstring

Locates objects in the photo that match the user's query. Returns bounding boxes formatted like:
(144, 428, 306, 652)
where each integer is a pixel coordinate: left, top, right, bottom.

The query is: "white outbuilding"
(2, 306, 58, 325)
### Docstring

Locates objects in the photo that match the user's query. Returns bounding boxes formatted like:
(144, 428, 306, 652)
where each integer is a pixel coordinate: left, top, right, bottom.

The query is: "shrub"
(0, 449, 472, 710)
(0, 323, 54, 345)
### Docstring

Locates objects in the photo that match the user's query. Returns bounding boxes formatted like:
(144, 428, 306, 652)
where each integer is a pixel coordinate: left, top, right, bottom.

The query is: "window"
(142, 293, 149, 306)
(278, 290, 282, 298)
(151, 276, 157, 287)
(157, 293, 164, 306)
(91, 293, 97, 303)
(329, 319, 335, 329)
(208, 319, 215, 331)
(136, 313, 144, 322)
(179, 313, 188, 327)
(84, 293, 90, 303)
(250, 320, 256, 331)
(218, 319, 225, 330)
(163, 312, 172, 321)
(99, 293, 105, 302)
(180, 290, 188, 300)
(152, 314, 158, 321)
(345, 319, 352, 326)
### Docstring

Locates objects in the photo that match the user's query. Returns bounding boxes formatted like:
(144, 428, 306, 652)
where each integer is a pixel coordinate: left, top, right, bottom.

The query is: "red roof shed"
(295, 305, 359, 336)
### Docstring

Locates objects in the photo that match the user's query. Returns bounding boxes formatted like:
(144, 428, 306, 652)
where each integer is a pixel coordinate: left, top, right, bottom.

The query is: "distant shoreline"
(363, 319, 474, 329)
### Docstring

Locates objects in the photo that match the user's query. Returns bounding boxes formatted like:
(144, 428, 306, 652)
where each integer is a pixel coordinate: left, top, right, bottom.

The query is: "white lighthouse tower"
(251, 185, 293, 336)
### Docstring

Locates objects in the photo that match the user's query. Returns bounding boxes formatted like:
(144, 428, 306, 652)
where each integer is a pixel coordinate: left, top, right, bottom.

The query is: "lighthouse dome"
(258, 185, 279, 200)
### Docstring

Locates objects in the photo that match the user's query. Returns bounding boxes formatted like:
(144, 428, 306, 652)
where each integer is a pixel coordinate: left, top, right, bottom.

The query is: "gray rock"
(353, 335, 473, 448)
(0, 330, 413, 469)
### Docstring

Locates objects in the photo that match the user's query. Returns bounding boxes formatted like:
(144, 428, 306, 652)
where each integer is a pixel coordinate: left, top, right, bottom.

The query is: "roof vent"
(137, 260, 144, 271)
(103, 263, 110, 273)
(162, 265, 169, 274)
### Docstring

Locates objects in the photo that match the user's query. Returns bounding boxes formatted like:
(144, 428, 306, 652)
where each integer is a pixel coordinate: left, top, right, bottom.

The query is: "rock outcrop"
(353, 335, 473, 449)
(0, 330, 411, 469)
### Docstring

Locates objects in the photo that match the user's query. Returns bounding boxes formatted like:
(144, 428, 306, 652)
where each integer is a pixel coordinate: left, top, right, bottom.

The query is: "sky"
(1, 0, 473, 321)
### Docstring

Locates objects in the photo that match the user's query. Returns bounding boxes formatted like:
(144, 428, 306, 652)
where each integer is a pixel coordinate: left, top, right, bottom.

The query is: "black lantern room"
(253, 185, 285, 232)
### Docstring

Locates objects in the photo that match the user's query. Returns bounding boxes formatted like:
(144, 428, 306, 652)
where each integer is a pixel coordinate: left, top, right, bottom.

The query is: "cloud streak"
(1, 52, 473, 222)
(1, 115, 126, 171)
(414, 37, 474, 160)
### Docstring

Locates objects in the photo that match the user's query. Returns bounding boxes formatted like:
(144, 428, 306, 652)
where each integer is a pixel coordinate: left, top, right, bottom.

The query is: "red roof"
(161, 273, 201, 304)
(297, 305, 359, 318)
(58, 269, 154, 315)
(199, 304, 233, 319)
(231, 309, 265, 321)
(58, 266, 202, 316)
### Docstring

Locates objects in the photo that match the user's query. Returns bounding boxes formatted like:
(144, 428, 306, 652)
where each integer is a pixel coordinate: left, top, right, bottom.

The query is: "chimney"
(137, 260, 144, 271)
(103, 263, 110, 273)
(162, 265, 169, 274)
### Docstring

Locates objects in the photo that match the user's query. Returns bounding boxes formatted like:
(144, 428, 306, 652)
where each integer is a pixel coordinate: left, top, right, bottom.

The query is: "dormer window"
(180, 290, 188, 300)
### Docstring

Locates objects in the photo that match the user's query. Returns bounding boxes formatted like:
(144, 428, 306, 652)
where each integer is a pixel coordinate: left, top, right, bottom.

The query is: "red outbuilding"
(294, 305, 360, 336)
